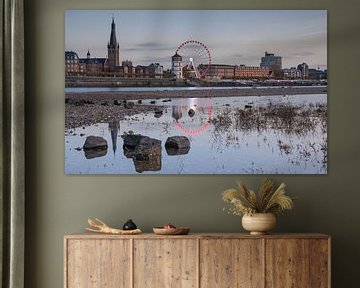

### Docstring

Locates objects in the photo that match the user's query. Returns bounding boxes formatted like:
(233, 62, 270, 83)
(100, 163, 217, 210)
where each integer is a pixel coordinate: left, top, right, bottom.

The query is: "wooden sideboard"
(64, 233, 330, 288)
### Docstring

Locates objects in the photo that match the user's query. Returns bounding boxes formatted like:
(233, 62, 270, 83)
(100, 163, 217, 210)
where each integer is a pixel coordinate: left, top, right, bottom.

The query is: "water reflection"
(108, 121, 120, 155)
(166, 146, 190, 156)
(132, 155, 161, 173)
(171, 98, 213, 136)
(172, 106, 182, 122)
(84, 148, 107, 159)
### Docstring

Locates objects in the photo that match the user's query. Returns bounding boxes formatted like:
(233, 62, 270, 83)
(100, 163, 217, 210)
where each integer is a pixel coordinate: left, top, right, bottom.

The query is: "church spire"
(107, 16, 120, 72)
(109, 16, 117, 47)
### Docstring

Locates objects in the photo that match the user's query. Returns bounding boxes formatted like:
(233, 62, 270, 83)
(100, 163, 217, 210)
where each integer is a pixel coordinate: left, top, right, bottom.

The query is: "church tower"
(107, 17, 120, 72)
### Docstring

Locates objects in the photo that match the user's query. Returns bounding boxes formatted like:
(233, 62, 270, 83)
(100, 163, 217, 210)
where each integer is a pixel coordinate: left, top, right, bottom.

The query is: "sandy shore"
(65, 101, 165, 129)
(65, 86, 326, 101)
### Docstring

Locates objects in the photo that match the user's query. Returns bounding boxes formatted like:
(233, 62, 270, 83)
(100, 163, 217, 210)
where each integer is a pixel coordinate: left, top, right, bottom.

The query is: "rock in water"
(154, 109, 163, 118)
(83, 136, 108, 150)
(113, 100, 122, 106)
(165, 136, 190, 150)
(133, 137, 161, 161)
(188, 108, 195, 117)
(125, 102, 134, 109)
(75, 100, 85, 106)
(122, 135, 162, 172)
(123, 134, 144, 148)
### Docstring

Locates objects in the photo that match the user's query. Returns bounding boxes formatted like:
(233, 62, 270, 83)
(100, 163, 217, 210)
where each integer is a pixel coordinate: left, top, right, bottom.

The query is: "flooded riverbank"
(65, 94, 327, 174)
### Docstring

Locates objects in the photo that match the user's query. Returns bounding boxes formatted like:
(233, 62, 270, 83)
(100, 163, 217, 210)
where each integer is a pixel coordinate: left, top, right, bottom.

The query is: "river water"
(65, 93, 327, 174)
(65, 85, 326, 93)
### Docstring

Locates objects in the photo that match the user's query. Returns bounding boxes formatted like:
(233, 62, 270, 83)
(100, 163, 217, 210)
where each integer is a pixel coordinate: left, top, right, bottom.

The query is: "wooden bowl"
(153, 227, 190, 235)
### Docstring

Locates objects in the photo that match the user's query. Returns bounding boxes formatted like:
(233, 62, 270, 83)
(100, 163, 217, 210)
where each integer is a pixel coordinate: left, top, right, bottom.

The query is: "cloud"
(122, 41, 174, 52)
(287, 51, 316, 57)
(230, 53, 261, 62)
(136, 41, 165, 48)
(137, 56, 171, 63)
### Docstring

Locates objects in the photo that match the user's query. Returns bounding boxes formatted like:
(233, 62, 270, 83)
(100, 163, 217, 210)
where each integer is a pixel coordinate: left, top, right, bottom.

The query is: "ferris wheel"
(175, 40, 211, 79)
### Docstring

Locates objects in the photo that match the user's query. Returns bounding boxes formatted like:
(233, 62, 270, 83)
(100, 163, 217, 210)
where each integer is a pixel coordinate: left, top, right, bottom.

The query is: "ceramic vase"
(242, 213, 276, 235)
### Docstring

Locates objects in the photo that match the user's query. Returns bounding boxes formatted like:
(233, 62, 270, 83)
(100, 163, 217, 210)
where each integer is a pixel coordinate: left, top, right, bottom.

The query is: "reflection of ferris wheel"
(176, 40, 211, 79)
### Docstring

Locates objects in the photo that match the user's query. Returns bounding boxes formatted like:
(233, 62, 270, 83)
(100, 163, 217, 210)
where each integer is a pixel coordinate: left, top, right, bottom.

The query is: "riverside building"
(282, 63, 310, 79)
(260, 51, 282, 77)
(197, 64, 271, 80)
(65, 17, 163, 78)
(171, 52, 183, 79)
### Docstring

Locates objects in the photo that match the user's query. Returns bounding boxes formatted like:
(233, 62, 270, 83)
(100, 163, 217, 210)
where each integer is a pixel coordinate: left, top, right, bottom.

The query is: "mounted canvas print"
(65, 10, 327, 174)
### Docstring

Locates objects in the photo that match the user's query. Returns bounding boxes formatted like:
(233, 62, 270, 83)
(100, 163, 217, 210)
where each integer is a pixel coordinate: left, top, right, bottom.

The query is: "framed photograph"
(65, 10, 327, 174)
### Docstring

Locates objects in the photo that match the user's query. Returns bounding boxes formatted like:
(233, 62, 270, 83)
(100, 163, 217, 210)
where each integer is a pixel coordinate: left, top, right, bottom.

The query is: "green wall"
(24, 0, 360, 287)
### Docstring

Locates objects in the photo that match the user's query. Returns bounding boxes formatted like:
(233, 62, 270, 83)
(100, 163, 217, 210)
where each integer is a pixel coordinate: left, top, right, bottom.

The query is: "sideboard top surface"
(64, 232, 330, 240)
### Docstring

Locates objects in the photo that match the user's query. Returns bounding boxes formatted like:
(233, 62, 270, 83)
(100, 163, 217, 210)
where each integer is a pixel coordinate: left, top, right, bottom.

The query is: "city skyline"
(65, 10, 327, 70)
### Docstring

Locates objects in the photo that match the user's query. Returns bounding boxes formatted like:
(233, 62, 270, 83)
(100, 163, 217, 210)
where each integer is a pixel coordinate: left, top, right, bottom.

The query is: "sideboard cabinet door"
(66, 239, 131, 288)
(265, 239, 329, 288)
(133, 239, 198, 288)
(200, 239, 264, 288)
(310, 239, 330, 288)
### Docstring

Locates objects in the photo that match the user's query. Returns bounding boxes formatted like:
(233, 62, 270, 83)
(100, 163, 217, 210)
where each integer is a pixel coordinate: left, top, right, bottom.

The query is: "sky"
(65, 10, 327, 70)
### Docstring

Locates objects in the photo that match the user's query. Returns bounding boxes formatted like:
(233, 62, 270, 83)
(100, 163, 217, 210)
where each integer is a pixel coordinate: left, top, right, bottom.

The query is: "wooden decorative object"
(153, 227, 190, 235)
(64, 233, 331, 288)
(86, 218, 142, 235)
